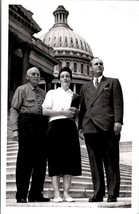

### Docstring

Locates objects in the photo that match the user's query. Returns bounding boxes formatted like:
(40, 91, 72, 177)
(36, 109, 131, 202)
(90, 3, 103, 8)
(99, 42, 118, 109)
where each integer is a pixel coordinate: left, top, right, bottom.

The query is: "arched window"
(70, 37, 74, 47)
(87, 65, 89, 75)
(65, 37, 68, 47)
(71, 37, 73, 44)
(80, 40, 83, 49)
(74, 63, 77, 72)
(59, 37, 62, 46)
(84, 42, 87, 51)
(65, 37, 67, 43)
(76, 39, 79, 48)
(66, 62, 70, 67)
(81, 64, 84, 73)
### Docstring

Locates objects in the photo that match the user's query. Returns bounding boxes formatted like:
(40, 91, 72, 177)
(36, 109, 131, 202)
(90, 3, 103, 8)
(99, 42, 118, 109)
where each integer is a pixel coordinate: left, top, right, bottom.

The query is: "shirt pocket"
(103, 89, 111, 98)
(25, 98, 36, 107)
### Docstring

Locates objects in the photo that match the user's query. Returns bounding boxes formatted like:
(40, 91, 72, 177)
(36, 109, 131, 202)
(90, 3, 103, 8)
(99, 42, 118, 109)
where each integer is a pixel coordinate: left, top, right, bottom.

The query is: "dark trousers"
(84, 132, 120, 197)
(16, 113, 48, 200)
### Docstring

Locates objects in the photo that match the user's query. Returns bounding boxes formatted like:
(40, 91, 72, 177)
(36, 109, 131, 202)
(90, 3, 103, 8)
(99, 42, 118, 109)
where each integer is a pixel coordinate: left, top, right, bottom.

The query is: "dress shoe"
(53, 197, 63, 203)
(107, 195, 117, 202)
(89, 195, 103, 202)
(28, 196, 50, 202)
(17, 198, 27, 203)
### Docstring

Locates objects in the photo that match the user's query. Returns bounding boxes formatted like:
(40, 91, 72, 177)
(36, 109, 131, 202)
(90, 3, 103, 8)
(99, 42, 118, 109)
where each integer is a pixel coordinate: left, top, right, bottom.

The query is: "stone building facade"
(8, 4, 94, 108)
(8, 5, 59, 108)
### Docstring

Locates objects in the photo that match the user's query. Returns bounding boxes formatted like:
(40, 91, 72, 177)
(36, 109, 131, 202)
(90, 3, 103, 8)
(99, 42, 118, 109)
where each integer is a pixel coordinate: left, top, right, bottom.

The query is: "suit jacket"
(79, 76, 124, 133)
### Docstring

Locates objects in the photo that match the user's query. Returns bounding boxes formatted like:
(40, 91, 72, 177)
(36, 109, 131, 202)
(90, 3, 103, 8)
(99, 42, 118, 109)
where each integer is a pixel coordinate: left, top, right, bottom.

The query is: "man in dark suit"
(79, 57, 124, 202)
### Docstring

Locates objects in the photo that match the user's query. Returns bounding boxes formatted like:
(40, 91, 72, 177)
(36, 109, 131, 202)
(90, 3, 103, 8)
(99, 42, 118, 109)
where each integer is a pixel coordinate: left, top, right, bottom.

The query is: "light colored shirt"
(42, 87, 74, 122)
(10, 83, 46, 131)
(93, 75, 103, 87)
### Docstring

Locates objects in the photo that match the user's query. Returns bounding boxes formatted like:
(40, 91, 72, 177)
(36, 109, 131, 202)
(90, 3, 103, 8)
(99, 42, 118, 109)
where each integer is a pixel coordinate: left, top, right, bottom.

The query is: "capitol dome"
(41, 26, 93, 56)
(40, 5, 94, 93)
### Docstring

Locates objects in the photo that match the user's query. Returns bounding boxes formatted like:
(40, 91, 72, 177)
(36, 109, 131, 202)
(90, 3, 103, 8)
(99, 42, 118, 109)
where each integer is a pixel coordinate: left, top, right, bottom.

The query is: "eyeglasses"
(94, 62, 103, 66)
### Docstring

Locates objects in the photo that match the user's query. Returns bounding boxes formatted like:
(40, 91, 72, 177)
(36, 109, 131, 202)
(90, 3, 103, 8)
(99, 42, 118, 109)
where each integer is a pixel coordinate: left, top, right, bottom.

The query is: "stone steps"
(6, 180, 132, 193)
(6, 188, 132, 199)
(6, 170, 132, 182)
(6, 140, 132, 199)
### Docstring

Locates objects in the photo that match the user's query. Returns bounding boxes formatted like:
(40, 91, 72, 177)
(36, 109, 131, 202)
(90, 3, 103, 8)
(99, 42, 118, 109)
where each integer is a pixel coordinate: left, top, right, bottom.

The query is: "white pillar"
(73, 83, 76, 93)
(54, 83, 57, 89)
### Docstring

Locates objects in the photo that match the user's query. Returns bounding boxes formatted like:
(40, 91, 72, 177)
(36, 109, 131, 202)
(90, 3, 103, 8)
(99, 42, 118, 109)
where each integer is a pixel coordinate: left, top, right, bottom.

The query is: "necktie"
(95, 78, 99, 89)
(34, 88, 42, 113)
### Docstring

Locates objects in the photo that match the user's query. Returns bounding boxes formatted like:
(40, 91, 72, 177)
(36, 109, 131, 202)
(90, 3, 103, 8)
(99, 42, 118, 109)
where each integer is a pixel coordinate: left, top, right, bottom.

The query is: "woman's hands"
(42, 107, 79, 119)
(63, 107, 79, 119)
(70, 107, 79, 115)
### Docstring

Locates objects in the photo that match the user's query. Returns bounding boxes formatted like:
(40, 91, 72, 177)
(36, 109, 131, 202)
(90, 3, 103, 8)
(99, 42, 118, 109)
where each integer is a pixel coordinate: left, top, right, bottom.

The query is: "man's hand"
(114, 122, 122, 135)
(78, 129, 84, 140)
(13, 130, 18, 141)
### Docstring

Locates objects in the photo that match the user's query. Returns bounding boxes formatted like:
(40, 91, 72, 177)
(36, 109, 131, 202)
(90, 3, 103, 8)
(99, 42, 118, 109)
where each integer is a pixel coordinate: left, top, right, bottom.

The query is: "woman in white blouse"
(42, 67, 81, 202)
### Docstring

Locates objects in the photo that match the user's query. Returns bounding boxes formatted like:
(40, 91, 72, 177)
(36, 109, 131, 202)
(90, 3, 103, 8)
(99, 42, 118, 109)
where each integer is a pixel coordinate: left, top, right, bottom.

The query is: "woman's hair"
(58, 67, 72, 79)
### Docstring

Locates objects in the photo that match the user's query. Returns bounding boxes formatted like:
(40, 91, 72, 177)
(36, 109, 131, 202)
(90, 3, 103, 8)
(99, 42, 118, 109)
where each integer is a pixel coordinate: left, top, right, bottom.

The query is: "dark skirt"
(47, 118, 82, 177)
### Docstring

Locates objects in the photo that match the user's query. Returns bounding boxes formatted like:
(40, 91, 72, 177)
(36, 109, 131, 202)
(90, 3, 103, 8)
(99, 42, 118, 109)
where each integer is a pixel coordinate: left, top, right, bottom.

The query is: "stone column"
(8, 39, 12, 89)
(21, 42, 33, 84)
(54, 83, 57, 89)
(8, 32, 19, 108)
(8, 39, 13, 109)
(73, 83, 76, 93)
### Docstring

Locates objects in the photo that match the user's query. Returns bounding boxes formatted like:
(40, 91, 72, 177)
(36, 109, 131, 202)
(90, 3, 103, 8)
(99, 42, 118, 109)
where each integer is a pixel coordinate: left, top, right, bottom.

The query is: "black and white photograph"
(1, 0, 139, 214)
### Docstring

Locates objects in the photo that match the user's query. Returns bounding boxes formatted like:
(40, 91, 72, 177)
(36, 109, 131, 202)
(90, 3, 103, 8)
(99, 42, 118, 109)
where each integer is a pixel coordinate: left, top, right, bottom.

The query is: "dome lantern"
(52, 5, 72, 30)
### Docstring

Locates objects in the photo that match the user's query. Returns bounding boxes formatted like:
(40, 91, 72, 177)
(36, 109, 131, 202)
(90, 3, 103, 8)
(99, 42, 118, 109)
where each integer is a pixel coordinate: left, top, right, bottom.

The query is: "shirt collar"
(57, 87, 73, 94)
(28, 82, 39, 91)
(93, 75, 103, 83)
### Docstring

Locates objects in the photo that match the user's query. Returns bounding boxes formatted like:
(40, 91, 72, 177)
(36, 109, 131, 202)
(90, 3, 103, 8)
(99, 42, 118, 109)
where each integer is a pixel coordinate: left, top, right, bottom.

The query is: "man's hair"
(90, 57, 103, 66)
(26, 67, 39, 76)
(92, 57, 99, 61)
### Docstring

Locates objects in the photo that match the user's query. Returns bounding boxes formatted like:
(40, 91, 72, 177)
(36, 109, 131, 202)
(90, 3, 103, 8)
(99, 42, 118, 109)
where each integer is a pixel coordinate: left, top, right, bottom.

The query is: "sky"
(1, 1, 139, 213)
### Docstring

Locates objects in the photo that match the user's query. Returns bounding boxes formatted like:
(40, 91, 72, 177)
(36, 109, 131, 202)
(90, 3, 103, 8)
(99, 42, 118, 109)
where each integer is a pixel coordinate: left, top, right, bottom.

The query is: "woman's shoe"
(63, 197, 75, 202)
(53, 197, 63, 203)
